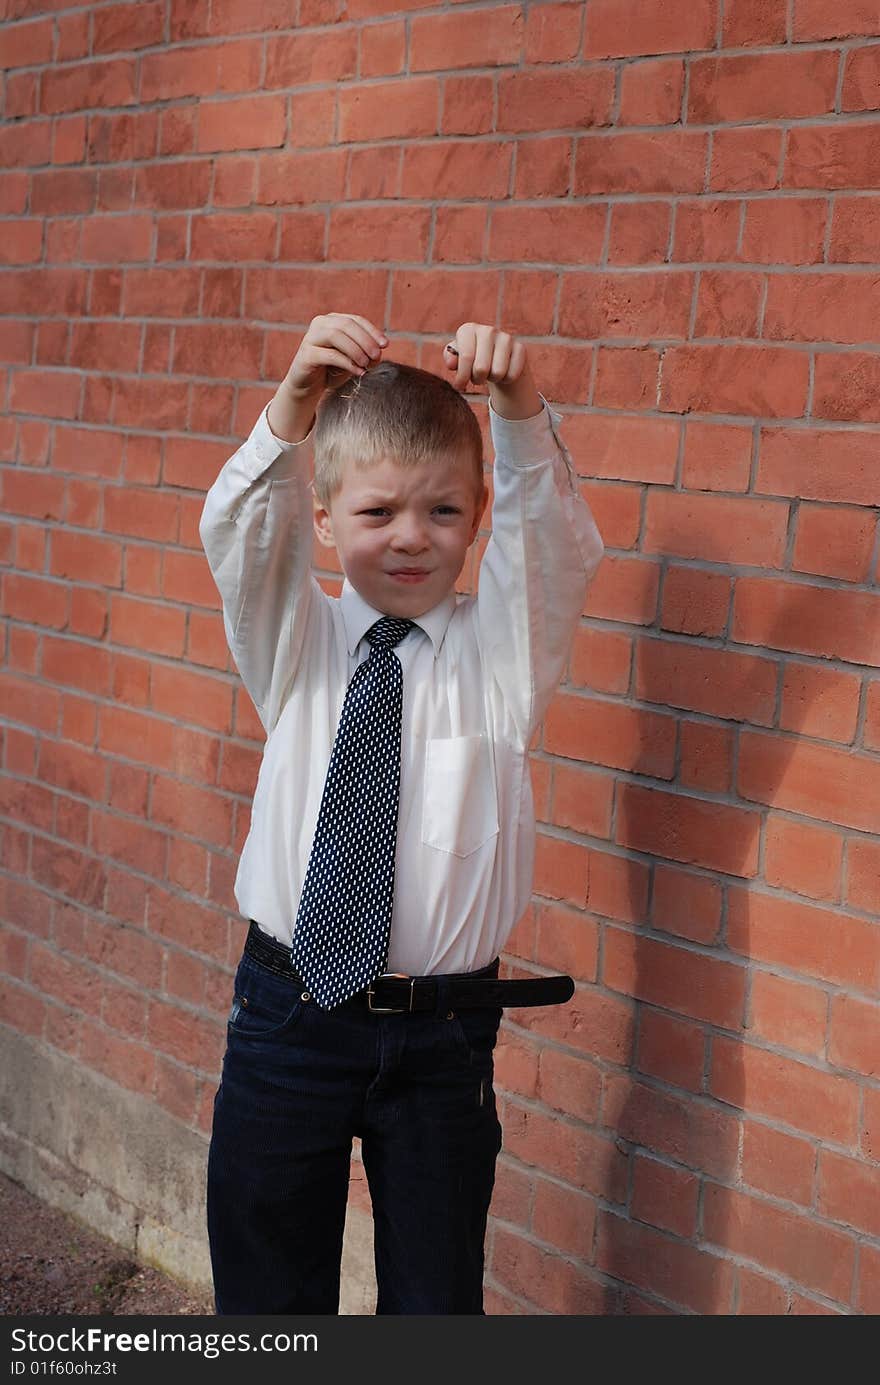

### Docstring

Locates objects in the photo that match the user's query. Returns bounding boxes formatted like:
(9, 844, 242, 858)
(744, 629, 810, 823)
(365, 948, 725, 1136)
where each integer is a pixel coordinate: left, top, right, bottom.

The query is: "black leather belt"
(244, 920, 574, 1013)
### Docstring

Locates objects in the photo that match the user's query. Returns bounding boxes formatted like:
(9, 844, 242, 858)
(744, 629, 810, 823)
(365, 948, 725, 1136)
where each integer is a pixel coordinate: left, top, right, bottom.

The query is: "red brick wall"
(1, 0, 879, 1315)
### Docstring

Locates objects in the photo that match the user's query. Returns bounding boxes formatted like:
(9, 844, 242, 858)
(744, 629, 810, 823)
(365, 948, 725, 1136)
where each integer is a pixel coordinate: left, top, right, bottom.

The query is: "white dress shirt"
(198, 392, 604, 977)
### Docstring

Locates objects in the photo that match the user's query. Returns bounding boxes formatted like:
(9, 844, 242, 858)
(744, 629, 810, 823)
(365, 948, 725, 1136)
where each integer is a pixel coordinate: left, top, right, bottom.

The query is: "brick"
(550, 761, 614, 840)
(597, 1210, 735, 1314)
(689, 51, 838, 123)
(0, 17, 54, 68)
(829, 197, 880, 262)
(696, 267, 763, 336)
(737, 1265, 790, 1314)
(646, 490, 788, 567)
(728, 882, 880, 991)
(198, 94, 286, 152)
(673, 198, 742, 262)
(740, 197, 827, 265)
(494, 1032, 539, 1102)
(544, 694, 676, 778)
(793, 498, 877, 582)
(793, 0, 880, 40)
(432, 204, 488, 264)
(4, 575, 67, 630)
(779, 660, 861, 745)
(637, 1008, 705, 1092)
(818, 1149, 880, 1237)
(814, 351, 880, 424)
(584, 554, 662, 625)
(410, 6, 523, 71)
(94, 1, 164, 53)
(710, 1033, 860, 1143)
(786, 123, 880, 190)
(503, 1102, 627, 1199)
(750, 970, 828, 1058)
(79, 1019, 155, 1096)
(150, 664, 233, 735)
(489, 205, 605, 264)
(703, 1183, 855, 1302)
(593, 347, 660, 410)
(534, 897, 601, 986)
(399, 141, 509, 202)
(561, 270, 693, 340)
(757, 426, 880, 506)
(264, 28, 357, 86)
(570, 623, 632, 694)
(491, 1227, 609, 1314)
(766, 272, 880, 345)
(635, 637, 777, 725)
(603, 927, 746, 1030)
(328, 205, 430, 263)
(829, 994, 880, 1078)
(659, 344, 809, 418)
(735, 577, 880, 666)
(651, 863, 723, 945)
(743, 1119, 815, 1205)
(536, 1046, 602, 1122)
(338, 77, 438, 142)
(723, 0, 788, 45)
(533, 833, 589, 906)
(660, 566, 732, 638)
(710, 126, 783, 191)
(498, 67, 614, 132)
(441, 74, 494, 137)
(574, 131, 708, 195)
(108, 595, 186, 658)
(525, 3, 582, 64)
(42, 60, 136, 116)
(566, 414, 679, 484)
(391, 267, 501, 335)
(585, 848, 650, 925)
(619, 58, 684, 126)
(513, 135, 572, 198)
(857, 1242, 880, 1314)
(631, 1155, 699, 1238)
(617, 783, 761, 877)
(584, 0, 716, 58)
(608, 206, 671, 275)
(764, 813, 844, 902)
(510, 981, 635, 1066)
(847, 838, 880, 913)
(531, 1178, 597, 1258)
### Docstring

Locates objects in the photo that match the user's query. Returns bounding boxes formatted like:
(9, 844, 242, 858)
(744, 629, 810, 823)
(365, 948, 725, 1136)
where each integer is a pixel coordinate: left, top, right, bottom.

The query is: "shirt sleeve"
(198, 402, 320, 735)
(477, 393, 604, 746)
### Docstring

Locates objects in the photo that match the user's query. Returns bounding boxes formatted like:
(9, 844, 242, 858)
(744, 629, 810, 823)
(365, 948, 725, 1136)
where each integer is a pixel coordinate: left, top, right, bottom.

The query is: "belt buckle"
(367, 972, 414, 1014)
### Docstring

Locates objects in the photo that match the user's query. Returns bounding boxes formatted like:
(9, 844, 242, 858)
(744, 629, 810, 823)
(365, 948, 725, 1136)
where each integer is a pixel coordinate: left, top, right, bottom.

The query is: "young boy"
(198, 312, 604, 1315)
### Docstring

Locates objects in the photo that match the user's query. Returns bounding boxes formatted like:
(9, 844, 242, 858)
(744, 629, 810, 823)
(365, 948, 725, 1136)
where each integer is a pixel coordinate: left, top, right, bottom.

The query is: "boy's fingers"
(331, 312, 388, 350)
(471, 332, 495, 384)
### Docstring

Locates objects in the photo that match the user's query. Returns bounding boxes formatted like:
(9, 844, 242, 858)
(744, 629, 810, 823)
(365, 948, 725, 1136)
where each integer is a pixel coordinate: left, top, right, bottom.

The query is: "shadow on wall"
(498, 578, 828, 1314)
(606, 584, 837, 1312)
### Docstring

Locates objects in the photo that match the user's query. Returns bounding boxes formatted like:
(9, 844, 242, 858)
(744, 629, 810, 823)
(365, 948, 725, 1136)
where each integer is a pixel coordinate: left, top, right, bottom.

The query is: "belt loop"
(433, 974, 453, 1020)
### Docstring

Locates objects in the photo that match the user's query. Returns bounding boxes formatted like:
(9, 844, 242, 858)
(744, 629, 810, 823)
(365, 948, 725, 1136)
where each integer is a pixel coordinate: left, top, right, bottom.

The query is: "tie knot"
(366, 616, 414, 652)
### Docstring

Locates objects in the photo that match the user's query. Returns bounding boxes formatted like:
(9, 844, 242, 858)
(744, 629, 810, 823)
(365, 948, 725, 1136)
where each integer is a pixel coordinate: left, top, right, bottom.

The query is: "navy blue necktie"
(290, 616, 414, 1009)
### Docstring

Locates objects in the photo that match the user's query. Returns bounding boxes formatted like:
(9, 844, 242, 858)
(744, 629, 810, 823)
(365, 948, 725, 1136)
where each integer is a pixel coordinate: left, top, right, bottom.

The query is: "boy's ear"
(469, 484, 489, 544)
(313, 493, 336, 548)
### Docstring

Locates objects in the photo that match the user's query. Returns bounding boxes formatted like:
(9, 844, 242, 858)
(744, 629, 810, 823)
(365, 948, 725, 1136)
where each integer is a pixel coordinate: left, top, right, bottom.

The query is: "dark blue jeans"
(206, 946, 504, 1315)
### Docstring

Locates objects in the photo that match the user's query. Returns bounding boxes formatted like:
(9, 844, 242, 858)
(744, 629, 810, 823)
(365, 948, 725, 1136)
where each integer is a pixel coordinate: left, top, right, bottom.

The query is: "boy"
(199, 312, 604, 1315)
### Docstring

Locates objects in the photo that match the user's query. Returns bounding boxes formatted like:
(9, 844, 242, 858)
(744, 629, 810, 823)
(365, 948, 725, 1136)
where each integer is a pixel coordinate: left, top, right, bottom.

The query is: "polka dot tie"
(290, 616, 414, 1010)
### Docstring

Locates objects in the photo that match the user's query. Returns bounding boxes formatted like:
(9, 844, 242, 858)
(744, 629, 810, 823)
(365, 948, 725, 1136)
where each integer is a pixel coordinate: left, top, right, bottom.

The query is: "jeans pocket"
(449, 1004, 503, 1066)
(227, 957, 306, 1040)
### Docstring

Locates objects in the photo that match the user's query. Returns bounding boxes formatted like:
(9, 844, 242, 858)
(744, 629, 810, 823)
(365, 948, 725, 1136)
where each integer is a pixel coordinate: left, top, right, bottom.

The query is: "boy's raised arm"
(442, 325, 604, 745)
(198, 314, 388, 734)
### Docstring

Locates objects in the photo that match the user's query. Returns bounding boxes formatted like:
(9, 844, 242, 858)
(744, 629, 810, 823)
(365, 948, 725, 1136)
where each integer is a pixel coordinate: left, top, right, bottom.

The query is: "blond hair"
(312, 360, 484, 506)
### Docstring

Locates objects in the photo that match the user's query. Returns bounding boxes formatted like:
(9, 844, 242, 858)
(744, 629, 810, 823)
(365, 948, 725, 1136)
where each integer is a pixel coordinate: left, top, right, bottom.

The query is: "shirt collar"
(340, 578, 457, 658)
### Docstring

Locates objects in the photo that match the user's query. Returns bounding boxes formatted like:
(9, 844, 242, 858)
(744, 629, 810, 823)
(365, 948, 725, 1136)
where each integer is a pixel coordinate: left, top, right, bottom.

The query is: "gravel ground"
(0, 1171, 213, 1316)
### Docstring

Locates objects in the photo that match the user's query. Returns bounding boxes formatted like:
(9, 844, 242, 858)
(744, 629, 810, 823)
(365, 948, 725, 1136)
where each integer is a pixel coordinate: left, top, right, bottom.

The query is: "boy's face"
(314, 450, 489, 619)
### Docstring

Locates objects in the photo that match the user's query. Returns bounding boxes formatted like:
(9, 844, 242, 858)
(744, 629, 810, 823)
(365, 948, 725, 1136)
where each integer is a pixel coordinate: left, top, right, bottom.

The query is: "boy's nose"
(390, 517, 429, 552)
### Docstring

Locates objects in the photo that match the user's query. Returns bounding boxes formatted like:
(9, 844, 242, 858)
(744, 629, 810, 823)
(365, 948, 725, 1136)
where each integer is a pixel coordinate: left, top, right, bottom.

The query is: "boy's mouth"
(388, 567, 431, 582)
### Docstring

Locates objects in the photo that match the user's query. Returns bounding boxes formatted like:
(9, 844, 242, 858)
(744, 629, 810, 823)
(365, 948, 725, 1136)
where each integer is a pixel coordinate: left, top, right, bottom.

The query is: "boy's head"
(312, 360, 489, 619)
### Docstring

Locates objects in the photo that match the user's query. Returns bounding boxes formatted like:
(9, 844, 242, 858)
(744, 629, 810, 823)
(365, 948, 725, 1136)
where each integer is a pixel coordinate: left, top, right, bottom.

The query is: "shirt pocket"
(421, 735, 500, 858)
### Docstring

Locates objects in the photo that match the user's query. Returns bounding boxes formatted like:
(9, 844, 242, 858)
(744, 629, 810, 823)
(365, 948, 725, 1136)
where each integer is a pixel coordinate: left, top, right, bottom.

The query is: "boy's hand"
(282, 313, 388, 402)
(442, 323, 543, 421)
(268, 313, 388, 442)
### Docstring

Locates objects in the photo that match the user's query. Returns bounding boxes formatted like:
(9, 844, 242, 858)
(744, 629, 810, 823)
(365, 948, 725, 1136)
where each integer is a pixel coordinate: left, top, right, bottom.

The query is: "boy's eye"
(360, 507, 390, 517)
(434, 506, 461, 516)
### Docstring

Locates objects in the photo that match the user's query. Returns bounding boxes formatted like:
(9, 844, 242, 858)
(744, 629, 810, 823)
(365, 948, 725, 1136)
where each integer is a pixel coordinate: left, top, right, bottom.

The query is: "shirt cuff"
(240, 402, 315, 481)
(488, 393, 575, 476)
